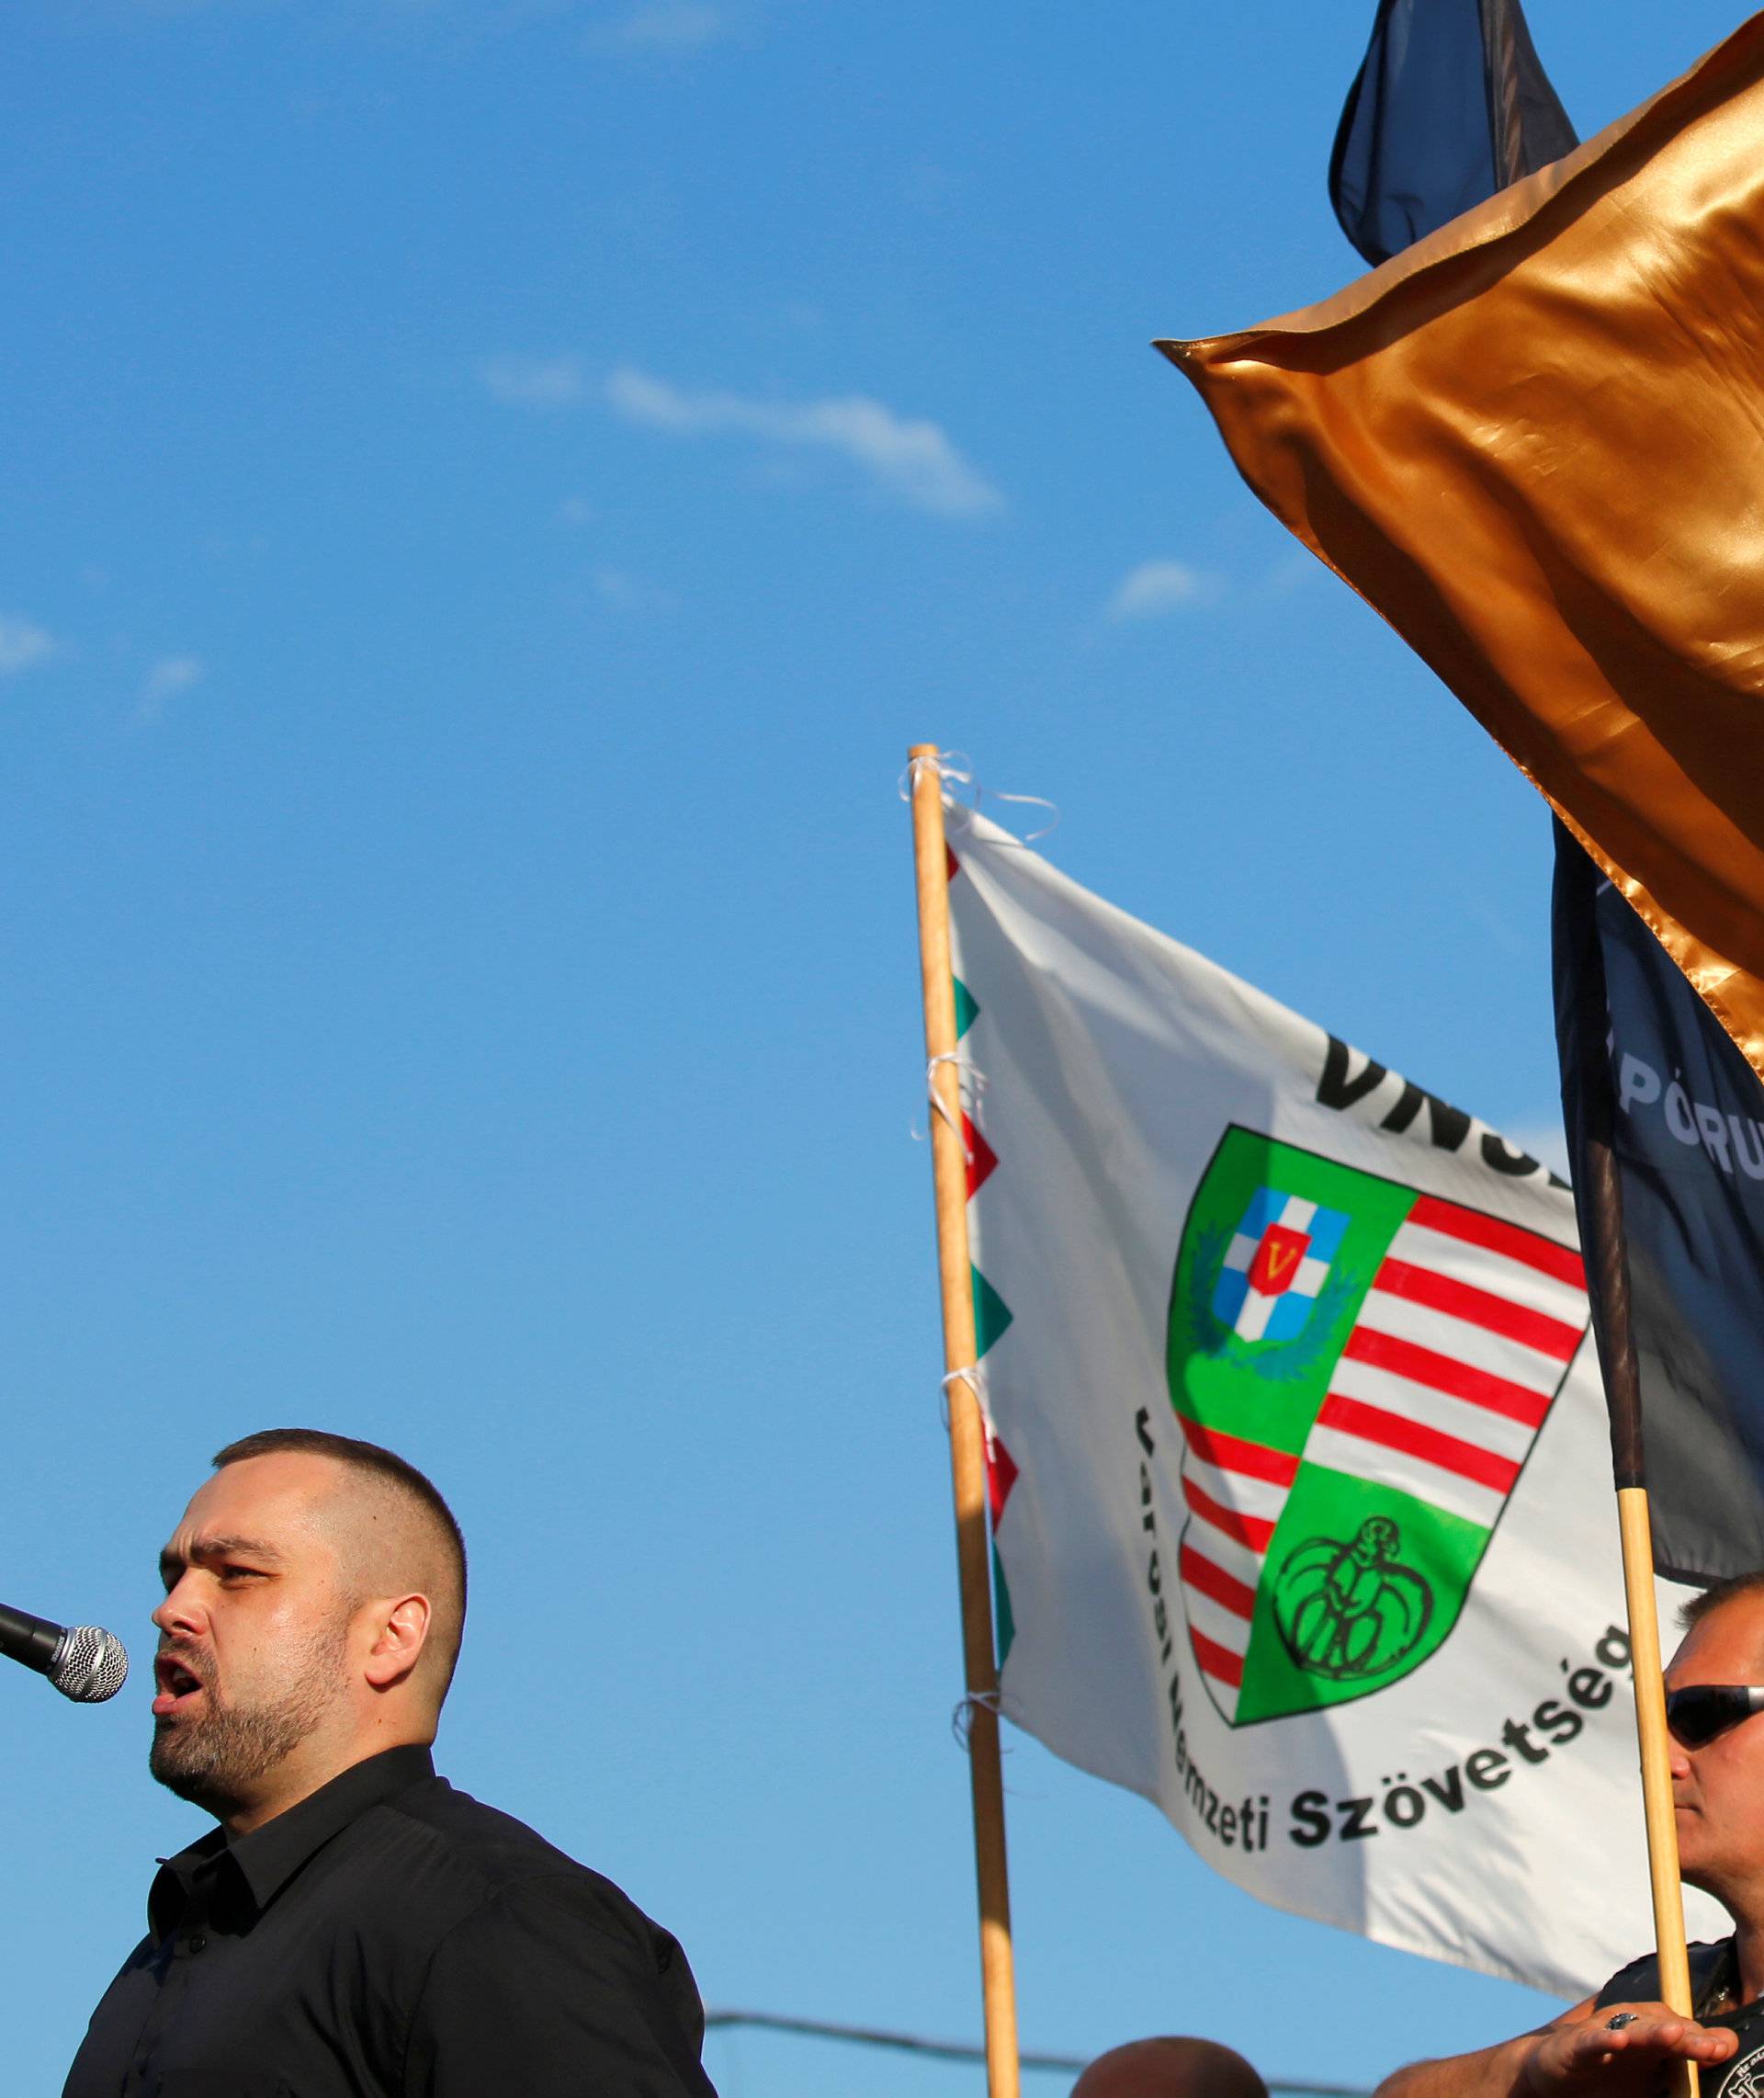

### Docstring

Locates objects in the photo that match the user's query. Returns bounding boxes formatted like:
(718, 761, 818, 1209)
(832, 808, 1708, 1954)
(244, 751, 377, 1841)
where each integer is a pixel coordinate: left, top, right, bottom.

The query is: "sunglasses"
(1665, 1684, 1764, 1748)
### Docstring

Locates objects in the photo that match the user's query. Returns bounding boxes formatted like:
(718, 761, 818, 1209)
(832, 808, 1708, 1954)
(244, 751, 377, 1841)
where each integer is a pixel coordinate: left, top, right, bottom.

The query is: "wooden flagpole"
(1593, 1156, 1695, 2092)
(1615, 1483, 1696, 2095)
(1563, 837, 1695, 2093)
(907, 743, 1023, 2098)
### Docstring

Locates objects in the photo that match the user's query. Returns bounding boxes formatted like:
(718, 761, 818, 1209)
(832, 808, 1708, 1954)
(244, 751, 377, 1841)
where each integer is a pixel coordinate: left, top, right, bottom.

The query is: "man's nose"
(153, 1576, 206, 1639)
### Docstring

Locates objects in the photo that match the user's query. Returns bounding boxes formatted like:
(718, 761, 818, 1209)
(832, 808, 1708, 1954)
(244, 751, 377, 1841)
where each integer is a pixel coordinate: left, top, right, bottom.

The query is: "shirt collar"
(150, 1744, 435, 1939)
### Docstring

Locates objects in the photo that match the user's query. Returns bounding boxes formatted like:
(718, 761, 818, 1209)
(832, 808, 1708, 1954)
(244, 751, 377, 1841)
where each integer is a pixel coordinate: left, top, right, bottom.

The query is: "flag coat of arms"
(944, 811, 1719, 1995)
(1173, 1133, 1585, 1725)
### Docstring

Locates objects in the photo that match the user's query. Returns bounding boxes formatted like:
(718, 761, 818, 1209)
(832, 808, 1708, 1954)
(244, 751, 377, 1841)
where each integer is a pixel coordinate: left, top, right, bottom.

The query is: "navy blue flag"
(1554, 834, 1764, 1579)
(1330, 0, 1576, 267)
(1330, 0, 1764, 1579)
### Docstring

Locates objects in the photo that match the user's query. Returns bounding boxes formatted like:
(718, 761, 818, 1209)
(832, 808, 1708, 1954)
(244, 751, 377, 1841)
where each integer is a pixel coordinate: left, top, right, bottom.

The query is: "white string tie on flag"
(897, 749, 1059, 845)
(907, 1061, 984, 1151)
(925, 1050, 987, 1156)
(935, 1367, 977, 1435)
(938, 1365, 1001, 1456)
(966, 788, 1058, 845)
(939, 1363, 980, 1434)
(898, 748, 976, 802)
(950, 1688, 1004, 1749)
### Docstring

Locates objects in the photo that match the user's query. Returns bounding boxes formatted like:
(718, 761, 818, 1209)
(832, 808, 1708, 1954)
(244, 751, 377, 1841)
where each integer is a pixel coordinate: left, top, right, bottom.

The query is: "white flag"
(946, 811, 1723, 1996)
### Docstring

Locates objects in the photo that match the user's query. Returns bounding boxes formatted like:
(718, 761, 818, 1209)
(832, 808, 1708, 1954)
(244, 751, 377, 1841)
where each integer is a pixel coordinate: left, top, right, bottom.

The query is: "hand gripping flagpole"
(1561, 845, 1696, 2097)
(907, 743, 1023, 2098)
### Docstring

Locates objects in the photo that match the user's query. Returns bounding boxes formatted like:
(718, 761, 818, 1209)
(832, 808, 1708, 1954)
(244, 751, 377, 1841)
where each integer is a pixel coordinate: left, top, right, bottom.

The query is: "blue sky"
(2, 3, 1749, 2092)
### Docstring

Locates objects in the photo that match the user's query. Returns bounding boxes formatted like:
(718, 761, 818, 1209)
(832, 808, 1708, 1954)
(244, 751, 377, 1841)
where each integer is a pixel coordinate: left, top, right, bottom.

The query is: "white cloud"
(605, 366, 1002, 517)
(1104, 559, 1216, 622)
(479, 354, 587, 406)
(1260, 550, 1319, 598)
(0, 615, 56, 676)
(591, 566, 677, 612)
(137, 655, 206, 723)
(594, 3, 730, 50)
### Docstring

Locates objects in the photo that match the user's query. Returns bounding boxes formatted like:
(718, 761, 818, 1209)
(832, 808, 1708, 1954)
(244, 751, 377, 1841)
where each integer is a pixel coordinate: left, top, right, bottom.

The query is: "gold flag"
(1161, 13, 1764, 1079)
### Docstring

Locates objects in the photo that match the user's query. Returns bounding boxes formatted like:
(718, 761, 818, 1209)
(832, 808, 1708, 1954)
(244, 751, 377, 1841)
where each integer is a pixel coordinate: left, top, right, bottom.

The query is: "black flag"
(1554, 835, 1764, 1579)
(1329, 0, 1764, 1581)
(1329, 0, 1577, 267)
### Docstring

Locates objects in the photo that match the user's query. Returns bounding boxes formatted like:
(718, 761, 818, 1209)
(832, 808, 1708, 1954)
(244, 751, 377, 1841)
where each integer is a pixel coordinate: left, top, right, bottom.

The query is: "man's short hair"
(1072, 2036, 1268, 2098)
(1679, 1570, 1764, 1630)
(211, 1428, 469, 1692)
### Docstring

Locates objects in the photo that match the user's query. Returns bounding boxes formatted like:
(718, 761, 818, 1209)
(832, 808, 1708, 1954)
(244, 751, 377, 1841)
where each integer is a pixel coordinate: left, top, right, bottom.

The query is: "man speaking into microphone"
(63, 1428, 719, 2096)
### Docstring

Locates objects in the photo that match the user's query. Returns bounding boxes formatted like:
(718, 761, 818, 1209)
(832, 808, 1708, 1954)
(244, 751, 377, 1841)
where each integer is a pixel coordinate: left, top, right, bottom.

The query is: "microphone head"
(50, 1627, 130, 1704)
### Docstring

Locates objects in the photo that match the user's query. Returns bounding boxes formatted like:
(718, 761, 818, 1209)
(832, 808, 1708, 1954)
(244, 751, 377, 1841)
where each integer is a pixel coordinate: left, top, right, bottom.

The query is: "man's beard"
(150, 1620, 349, 1817)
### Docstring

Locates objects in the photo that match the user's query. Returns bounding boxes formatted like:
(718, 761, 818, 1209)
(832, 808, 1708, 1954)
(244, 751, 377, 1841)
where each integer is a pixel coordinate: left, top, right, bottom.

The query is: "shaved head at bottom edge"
(1073, 2037, 1270, 2098)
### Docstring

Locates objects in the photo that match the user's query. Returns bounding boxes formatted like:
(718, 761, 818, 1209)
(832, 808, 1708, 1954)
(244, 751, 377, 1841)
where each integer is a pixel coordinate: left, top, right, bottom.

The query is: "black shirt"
(1598, 1941, 1764, 2098)
(63, 1745, 720, 2097)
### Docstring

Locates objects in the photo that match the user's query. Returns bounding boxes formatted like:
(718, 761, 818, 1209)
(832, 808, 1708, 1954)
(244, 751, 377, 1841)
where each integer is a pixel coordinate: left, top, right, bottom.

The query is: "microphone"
(0, 1603, 129, 1703)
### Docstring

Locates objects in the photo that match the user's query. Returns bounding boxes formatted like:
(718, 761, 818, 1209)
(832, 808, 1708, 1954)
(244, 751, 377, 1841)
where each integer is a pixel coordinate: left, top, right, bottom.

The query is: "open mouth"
(153, 1652, 207, 1719)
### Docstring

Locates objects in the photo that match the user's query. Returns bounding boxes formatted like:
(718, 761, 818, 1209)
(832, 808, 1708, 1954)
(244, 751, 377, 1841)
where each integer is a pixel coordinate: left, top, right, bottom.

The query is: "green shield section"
(1167, 1128, 1415, 1459)
(1167, 1128, 1497, 1725)
(1237, 1466, 1487, 1723)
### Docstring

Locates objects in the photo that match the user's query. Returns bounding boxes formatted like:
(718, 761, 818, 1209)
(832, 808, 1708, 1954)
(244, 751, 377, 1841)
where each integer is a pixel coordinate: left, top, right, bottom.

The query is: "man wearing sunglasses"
(1375, 1575, 1764, 2098)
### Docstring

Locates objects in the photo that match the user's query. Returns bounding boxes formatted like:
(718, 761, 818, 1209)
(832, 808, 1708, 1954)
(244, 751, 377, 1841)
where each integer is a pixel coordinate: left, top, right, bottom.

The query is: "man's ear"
(363, 1593, 432, 1690)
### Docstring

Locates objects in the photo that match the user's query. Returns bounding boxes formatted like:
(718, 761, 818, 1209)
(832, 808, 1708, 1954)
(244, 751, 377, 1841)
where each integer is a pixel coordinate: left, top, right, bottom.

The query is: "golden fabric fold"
(1160, 11, 1764, 1079)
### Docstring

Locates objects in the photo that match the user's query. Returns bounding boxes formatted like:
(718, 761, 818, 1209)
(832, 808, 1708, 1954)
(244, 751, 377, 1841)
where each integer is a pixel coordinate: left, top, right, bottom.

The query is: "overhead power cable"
(703, 2008, 1369, 2092)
